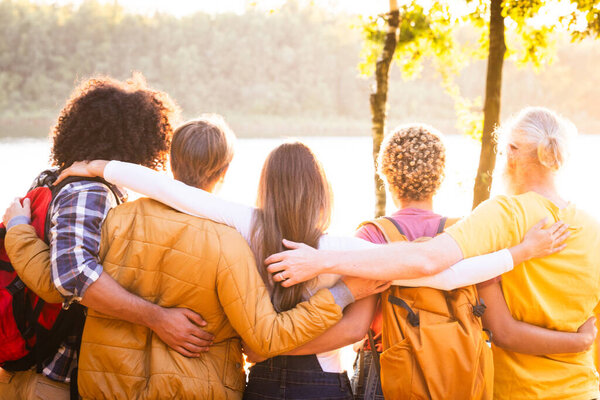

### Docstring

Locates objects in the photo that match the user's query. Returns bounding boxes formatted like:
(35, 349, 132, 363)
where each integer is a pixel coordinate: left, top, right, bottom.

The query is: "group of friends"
(0, 75, 599, 400)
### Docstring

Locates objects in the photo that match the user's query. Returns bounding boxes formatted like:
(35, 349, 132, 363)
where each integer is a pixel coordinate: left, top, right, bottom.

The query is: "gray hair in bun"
(505, 107, 576, 171)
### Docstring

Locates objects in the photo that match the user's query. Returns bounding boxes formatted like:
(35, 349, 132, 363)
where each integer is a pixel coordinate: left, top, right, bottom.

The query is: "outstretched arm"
(55, 160, 255, 241)
(268, 218, 568, 288)
(243, 295, 378, 363)
(478, 281, 596, 354)
(285, 294, 378, 356)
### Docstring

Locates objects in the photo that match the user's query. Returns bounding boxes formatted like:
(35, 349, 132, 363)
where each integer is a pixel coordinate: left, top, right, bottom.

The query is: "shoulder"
(108, 198, 253, 257)
(53, 180, 118, 205)
(355, 222, 387, 244)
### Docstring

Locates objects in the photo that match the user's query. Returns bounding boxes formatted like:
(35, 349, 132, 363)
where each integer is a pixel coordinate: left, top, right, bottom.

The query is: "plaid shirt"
(42, 180, 125, 382)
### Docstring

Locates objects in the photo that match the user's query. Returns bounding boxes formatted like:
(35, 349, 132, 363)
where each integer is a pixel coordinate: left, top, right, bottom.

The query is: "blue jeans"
(350, 350, 384, 400)
(243, 355, 353, 400)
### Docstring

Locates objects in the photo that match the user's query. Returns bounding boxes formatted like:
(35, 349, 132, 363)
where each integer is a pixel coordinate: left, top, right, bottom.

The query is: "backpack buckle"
(472, 298, 487, 318)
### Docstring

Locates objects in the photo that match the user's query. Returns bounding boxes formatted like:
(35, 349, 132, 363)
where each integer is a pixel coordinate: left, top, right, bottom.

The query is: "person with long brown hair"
(55, 140, 564, 399)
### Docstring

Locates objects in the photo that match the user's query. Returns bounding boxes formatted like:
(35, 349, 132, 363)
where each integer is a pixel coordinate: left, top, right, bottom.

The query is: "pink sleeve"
(355, 223, 388, 244)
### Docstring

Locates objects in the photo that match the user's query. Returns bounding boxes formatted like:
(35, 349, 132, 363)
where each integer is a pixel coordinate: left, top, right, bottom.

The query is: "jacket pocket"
(222, 339, 246, 393)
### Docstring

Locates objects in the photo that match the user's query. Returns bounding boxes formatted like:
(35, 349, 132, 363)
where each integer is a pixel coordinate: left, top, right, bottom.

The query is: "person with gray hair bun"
(265, 107, 600, 399)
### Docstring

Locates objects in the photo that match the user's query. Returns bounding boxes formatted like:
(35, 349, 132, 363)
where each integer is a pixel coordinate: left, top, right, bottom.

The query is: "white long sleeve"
(104, 161, 513, 291)
(391, 248, 513, 290)
(104, 160, 255, 242)
(317, 235, 513, 290)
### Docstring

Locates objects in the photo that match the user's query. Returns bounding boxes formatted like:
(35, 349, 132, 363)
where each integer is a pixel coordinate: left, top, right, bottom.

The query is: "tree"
(472, 0, 505, 208)
(471, 0, 600, 208)
(369, 0, 399, 218)
(361, 1, 458, 217)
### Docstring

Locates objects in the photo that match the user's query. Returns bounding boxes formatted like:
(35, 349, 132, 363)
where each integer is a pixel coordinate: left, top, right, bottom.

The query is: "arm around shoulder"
(478, 281, 594, 355)
(216, 229, 343, 358)
(5, 224, 64, 304)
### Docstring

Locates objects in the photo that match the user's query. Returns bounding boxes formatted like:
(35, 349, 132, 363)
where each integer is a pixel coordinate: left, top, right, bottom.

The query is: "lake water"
(1, 134, 600, 374)
(2, 135, 600, 232)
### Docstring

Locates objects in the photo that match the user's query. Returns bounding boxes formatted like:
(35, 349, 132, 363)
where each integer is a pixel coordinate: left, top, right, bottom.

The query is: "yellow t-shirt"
(446, 192, 600, 400)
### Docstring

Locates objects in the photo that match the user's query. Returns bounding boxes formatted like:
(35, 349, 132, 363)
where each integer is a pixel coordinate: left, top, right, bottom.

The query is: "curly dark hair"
(51, 75, 178, 170)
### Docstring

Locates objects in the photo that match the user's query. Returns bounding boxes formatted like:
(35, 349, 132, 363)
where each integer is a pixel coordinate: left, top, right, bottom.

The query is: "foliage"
(2, 0, 600, 138)
(358, 0, 600, 140)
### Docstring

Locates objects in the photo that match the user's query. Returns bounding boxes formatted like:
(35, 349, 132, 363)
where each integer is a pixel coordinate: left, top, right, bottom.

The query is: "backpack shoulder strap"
(44, 176, 122, 241)
(435, 216, 461, 236)
(358, 217, 408, 244)
(436, 217, 447, 235)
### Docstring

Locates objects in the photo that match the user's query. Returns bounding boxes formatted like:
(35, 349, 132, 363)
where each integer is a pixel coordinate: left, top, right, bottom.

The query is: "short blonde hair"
(170, 115, 235, 189)
(378, 124, 446, 201)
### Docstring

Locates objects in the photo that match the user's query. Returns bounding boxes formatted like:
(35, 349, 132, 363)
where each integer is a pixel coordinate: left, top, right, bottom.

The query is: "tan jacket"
(5, 198, 343, 399)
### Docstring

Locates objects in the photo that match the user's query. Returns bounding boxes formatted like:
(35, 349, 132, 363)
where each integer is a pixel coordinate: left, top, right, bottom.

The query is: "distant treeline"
(1, 0, 599, 138)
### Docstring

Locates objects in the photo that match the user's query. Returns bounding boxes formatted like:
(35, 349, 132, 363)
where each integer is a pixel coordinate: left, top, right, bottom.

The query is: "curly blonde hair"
(378, 124, 446, 201)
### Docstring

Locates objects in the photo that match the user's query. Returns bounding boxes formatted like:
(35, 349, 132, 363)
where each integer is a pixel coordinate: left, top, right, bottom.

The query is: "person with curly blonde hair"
(378, 123, 446, 207)
(349, 124, 451, 399)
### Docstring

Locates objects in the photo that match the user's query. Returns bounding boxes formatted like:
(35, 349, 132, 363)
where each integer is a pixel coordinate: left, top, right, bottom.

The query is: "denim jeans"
(350, 350, 384, 400)
(243, 354, 353, 400)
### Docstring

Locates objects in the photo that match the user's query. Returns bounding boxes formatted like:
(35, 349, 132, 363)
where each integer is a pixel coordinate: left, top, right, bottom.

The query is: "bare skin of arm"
(266, 220, 568, 287)
(478, 281, 597, 354)
(243, 295, 379, 363)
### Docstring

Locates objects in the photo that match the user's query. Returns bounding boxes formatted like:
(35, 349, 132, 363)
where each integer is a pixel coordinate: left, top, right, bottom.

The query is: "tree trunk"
(472, 0, 506, 209)
(370, 0, 399, 217)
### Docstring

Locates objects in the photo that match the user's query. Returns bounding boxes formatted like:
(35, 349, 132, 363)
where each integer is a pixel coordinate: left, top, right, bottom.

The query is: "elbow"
(417, 255, 441, 277)
(488, 326, 514, 350)
(347, 325, 369, 344)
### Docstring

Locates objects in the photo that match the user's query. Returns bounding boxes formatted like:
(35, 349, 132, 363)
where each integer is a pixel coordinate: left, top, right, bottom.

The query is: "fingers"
(375, 281, 392, 293)
(190, 327, 214, 342)
(265, 253, 286, 267)
(551, 222, 569, 238)
(22, 197, 31, 212)
(173, 346, 200, 358)
(282, 239, 303, 250)
(280, 278, 298, 288)
(53, 169, 71, 185)
(554, 228, 570, 245)
(183, 308, 207, 327)
(183, 340, 210, 353)
(266, 261, 287, 274)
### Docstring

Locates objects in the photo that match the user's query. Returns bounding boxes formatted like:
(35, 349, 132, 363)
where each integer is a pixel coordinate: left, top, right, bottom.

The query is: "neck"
(396, 198, 434, 211)
(515, 170, 567, 207)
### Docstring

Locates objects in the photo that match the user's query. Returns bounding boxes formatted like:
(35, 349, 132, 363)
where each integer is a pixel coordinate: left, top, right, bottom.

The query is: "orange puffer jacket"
(6, 198, 343, 400)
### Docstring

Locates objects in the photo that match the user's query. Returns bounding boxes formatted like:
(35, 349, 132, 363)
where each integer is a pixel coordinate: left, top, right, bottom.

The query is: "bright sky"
(36, 0, 390, 16)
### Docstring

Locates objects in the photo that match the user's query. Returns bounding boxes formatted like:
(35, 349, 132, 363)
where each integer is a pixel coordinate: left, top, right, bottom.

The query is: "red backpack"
(0, 171, 116, 372)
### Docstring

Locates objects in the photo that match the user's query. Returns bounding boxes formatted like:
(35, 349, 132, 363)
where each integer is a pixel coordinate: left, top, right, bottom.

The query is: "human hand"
(266, 239, 332, 288)
(241, 340, 266, 364)
(149, 307, 214, 358)
(519, 218, 569, 260)
(576, 317, 597, 351)
(54, 160, 109, 185)
(2, 198, 31, 227)
(342, 276, 391, 301)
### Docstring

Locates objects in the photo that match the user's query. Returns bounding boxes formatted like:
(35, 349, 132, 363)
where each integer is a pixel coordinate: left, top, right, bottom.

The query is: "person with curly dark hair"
(51, 76, 173, 171)
(1, 75, 212, 400)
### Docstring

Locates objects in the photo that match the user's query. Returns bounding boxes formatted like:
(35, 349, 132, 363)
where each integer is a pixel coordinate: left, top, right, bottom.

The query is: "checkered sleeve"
(49, 182, 115, 305)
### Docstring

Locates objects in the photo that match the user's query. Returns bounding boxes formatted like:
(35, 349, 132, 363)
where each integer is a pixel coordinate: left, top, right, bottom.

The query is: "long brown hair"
(250, 142, 332, 312)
